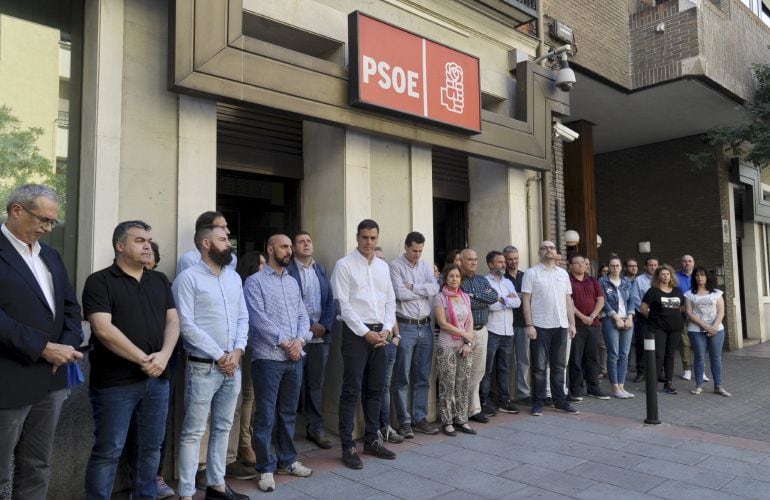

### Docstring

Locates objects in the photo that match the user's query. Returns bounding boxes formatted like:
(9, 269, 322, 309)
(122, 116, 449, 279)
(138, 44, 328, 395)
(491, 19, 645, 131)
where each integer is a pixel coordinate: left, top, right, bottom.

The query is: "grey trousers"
(0, 388, 67, 500)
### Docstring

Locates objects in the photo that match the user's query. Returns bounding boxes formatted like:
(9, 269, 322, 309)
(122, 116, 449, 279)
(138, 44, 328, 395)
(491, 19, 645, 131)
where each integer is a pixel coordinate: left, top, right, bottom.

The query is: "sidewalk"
(210, 343, 770, 499)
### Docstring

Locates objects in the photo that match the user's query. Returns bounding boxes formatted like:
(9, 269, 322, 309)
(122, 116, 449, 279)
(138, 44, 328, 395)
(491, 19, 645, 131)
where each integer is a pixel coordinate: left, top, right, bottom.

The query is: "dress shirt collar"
(1, 223, 39, 256)
(263, 263, 288, 277)
(400, 254, 418, 268)
(354, 248, 376, 265)
(294, 257, 315, 269)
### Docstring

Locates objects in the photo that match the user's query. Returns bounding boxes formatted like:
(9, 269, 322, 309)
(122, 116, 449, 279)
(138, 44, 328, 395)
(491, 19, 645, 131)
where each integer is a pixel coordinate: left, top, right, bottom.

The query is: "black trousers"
(338, 325, 385, 450)
(651, 327, 681, 384)
(633, 314, 648, 373)
(568, 324, 602, 396)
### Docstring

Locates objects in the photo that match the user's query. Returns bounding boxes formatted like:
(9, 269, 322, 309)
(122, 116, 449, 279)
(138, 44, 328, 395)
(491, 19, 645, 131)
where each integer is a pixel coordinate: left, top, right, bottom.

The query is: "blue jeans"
(602, 317, 633, 385)
(86, 378, 169, 500)
(480, 332, 513, 406)
(513, 326, 530, 399)
(177, 361, 241, 497)
(251, 359, 302, 473)
(379, 342, 398, 427)
(392, 321, 434, 425)
(531, 327, 567, 404)
(688, 329, 724, 386)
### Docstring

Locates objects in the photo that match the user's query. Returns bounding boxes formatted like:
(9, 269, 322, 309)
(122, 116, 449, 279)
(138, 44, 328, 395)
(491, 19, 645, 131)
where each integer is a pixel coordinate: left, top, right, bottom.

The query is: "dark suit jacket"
(0, 231, 83, 408)
(287, 259, 334, 341)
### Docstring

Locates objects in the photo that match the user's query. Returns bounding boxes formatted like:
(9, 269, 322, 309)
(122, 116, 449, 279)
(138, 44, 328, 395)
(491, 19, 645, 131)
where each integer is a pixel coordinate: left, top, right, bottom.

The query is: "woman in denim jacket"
(599, 255, 635, 399)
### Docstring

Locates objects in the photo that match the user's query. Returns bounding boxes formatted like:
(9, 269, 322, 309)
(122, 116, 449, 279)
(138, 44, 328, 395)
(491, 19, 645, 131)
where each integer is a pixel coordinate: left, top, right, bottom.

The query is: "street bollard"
(644, 332, 661, 424)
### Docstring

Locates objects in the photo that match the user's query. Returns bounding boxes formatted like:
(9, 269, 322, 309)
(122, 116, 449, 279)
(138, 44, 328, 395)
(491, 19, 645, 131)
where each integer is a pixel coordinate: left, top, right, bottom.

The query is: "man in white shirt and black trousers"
(331, 219, 397, 470)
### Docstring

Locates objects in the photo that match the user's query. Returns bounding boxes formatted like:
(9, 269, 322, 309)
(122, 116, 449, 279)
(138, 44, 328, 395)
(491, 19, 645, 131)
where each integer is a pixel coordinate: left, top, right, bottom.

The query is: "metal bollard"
(644, 332, 660, 424)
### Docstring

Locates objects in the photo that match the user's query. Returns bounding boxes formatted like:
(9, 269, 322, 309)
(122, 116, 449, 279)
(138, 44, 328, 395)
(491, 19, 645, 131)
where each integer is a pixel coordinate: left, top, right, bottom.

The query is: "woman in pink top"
(433, 264, 477, 436)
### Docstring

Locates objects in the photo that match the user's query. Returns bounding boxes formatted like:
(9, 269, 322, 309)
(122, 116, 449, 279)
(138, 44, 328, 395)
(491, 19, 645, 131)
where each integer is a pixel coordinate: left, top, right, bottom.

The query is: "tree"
(692, 60, 770, 170)
(0, 105, 59, 210)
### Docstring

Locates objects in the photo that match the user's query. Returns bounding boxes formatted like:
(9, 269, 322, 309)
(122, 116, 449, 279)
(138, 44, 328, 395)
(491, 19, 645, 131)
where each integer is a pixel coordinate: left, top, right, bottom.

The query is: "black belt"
(364, 323, 383, 332)
(396, 315, 431, 326)
(188, 355, 216, 364)
(474, 325, 484, 331)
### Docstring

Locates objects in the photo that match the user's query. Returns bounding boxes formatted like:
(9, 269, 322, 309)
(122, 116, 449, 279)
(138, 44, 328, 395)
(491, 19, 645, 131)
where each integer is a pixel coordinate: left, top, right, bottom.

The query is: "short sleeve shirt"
(684, 289, 724, 331)
(521, 263, 572, 328)
(569, 274, 603, 327)
(642, 287, 684, 333)
(82, 263, 176, 389)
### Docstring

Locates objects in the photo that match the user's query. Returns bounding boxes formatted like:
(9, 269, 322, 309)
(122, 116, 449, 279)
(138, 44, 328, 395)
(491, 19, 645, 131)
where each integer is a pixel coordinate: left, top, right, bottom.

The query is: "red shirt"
(569, 274, 603, 327)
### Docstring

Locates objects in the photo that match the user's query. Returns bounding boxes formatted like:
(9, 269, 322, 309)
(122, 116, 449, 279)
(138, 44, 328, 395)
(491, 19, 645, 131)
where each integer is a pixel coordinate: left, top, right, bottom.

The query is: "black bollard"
(644, 331, 660, 424)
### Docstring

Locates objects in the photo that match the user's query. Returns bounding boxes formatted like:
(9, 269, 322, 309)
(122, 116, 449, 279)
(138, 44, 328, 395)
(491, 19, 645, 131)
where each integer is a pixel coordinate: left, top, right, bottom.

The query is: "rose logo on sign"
(440, 62, 464, 114)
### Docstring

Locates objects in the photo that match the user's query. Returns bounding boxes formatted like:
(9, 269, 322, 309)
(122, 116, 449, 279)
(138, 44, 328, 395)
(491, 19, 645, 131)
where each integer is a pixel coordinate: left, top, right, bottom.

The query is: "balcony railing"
(468, 0, 538, 26)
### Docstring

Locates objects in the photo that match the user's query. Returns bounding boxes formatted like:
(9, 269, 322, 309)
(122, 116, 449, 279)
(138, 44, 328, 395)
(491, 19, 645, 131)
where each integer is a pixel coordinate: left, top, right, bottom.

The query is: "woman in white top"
(685, 266, 730, 397)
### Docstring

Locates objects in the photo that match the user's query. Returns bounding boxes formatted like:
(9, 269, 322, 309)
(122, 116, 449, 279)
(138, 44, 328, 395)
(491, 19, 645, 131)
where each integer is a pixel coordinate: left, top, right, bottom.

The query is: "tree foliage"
(0, 105, 58, 208)
(695, 60, 770, 170)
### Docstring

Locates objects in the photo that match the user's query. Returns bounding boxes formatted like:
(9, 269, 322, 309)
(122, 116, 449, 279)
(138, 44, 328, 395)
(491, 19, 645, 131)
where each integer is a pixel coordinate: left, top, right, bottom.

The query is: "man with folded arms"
(172, 225, 249, 500)
(332, 219, 397, 469)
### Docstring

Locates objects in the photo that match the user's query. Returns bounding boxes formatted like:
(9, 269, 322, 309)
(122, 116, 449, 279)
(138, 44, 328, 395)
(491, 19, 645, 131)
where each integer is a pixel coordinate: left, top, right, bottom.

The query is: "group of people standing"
(0, 182, 732, 500)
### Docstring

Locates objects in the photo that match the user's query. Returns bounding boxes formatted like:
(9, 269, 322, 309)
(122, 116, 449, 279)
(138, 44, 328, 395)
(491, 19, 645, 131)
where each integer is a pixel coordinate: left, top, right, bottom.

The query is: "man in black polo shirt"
(82, 221, 179, 499)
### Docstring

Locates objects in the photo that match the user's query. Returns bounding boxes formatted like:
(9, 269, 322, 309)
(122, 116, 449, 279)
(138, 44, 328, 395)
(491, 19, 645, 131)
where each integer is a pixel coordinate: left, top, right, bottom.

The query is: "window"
(0, 1, 83, 273)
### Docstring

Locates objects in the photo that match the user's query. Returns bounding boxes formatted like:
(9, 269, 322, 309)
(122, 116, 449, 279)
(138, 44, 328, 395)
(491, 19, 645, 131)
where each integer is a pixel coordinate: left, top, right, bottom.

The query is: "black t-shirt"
(505, 270, 525, 327)
(642, 287, 684, 333)
(82, 263, 176, 389)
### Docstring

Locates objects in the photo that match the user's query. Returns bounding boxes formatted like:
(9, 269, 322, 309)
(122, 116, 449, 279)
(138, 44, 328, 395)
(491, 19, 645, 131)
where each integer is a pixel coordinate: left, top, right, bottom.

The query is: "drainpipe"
(536, 0, 554, 245)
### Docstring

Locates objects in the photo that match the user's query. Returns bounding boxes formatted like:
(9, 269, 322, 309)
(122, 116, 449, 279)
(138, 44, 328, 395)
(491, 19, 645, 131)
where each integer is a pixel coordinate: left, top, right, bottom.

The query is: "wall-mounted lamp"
(565, 230, 580, 247)
(596, 235, 602, 248)
(533, 45, 576, 92)
(638, 241, 651, 254)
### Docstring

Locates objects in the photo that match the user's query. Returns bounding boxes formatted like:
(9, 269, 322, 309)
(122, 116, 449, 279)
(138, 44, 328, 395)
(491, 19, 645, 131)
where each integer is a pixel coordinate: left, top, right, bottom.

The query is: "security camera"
(554, 122, 579, 143)
(555, 66, 576, 91)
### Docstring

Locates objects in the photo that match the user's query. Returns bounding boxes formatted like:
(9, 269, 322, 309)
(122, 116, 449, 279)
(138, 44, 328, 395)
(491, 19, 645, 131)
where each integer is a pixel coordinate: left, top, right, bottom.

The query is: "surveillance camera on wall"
(555, 66, 576, 91)
(533, 44, 576, 93)
(554, 122, 579, 142)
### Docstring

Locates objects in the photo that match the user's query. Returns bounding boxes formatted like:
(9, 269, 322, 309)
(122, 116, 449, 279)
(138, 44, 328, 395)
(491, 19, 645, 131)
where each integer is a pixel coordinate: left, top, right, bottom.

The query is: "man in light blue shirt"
(245, 234, 313, 493)
(172, 225, 249, 500)
(176, 211, 237, 276)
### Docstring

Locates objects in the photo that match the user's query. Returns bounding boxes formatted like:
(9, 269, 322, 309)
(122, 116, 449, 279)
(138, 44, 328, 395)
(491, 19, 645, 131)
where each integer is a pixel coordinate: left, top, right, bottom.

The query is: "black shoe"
(398, 423, 415, 439)
(633, 373, 645, 383)
(195, 469, 207, 490)
(413, 420, 439, 435)
(555, 401, 579, 415)
(567, 395, 583, 403)
(225, 460, 257, 480)
(469, 413, 489, 424)
(587, 390, 611, 400)
(481, 404, 498, 417)
(204, 484, 249, 500)
(497, 401, 520, 414)
(516, 396, 533, 406)
(342, 447, 363, 469)
(307, 431, 333, 449)
(441, 424, 457, 437)
(545, 397, 554, 407)
(457, 423, 477, 435)
(363, 438, 396, 460)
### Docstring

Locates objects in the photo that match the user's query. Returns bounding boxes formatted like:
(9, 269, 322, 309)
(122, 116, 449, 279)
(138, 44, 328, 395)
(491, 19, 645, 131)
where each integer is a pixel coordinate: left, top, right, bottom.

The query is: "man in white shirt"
(521, 240, 577, 417)
(331, 219, 397, 469)
(481, 251, 521, 416)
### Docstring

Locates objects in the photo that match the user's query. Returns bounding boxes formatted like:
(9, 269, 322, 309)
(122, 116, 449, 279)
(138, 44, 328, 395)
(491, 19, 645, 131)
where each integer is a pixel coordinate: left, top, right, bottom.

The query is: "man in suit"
(287, 231, 335, 449)
(0, 184, 84, 499)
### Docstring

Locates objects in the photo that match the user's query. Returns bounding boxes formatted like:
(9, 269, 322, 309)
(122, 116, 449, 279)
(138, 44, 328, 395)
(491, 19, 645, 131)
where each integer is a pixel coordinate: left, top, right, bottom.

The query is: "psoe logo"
(440, 62, 464, 114)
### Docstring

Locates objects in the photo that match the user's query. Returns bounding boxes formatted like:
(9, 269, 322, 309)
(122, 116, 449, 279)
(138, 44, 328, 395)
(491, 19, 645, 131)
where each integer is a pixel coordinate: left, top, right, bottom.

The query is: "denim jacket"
(599, 275, 634, 318)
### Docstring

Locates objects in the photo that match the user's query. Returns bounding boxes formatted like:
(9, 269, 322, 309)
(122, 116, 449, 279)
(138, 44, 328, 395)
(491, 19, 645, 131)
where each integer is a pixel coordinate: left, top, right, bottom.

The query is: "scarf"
(443, 285, 471, 339)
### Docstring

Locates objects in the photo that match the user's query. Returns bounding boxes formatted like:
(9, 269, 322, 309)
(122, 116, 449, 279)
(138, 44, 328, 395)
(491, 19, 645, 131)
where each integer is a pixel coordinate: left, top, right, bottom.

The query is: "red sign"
(349, 11, 481, 134)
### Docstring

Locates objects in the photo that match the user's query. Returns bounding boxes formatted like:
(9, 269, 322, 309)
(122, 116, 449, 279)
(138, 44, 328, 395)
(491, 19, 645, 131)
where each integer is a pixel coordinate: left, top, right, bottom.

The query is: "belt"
(188, 355, 217, 364)
(473, 325, 484, 331)
(364, 323, 383, 332)
(396, 315, 431, 326)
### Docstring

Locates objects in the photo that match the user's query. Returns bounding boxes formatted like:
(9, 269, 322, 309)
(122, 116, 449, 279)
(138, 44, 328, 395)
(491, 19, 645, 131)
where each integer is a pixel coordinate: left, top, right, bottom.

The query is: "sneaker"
(258, 472, 275, 493)
(611, 390, 628, 399)
(703, 374, 710, 382)
(555, 402, 579, 414)
(469, 413, 489, 424)
(363, 437, 396, 460)
(663, 383, 678, 395)
(398, 423, 415, 439)
(379, 425, 405, 443)
(413, 420, 439, 435)
(497, 400, 520, 414)
(681, 370, 692, 381)
(342, 447, 363, 469)
(516, 396, 533, 406)
(622, 389, 635, 398)
(587, 390, 610, 400)
(155, 475, 175, 499)
(481, 404, 497, 417)
(567, 395, 583, 403)
(225, 460, 257, 480)
(545, 397, 554, 406)
(276, 461, 312, 477)
(531, 403, 544, 416)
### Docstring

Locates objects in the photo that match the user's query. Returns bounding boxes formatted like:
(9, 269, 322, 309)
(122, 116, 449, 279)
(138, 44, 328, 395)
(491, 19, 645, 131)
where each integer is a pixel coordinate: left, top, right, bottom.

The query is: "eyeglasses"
(18, 204, 59, 229)
(540, 245, 556, 250)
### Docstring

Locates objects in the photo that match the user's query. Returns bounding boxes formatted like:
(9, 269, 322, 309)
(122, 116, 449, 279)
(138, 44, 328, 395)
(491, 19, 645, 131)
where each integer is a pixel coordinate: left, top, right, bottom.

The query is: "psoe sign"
(348, 11, 482, 134)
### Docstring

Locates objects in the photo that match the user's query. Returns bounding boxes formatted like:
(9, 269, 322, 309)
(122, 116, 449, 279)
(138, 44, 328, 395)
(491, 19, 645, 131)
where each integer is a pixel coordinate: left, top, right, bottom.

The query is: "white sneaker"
(258, 472, 275, 492)
(703, 374, 710, 382)
(612, 391, 628, 399)
(681, 370, 692, 381)
(276, 461, 312, 477)
(623, 389, 635, 398)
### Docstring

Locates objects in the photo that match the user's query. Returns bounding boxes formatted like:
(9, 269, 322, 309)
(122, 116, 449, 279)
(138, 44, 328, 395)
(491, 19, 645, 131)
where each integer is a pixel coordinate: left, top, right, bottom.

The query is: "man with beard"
(245, 234, 313, 492)
(172, 225, 249, 500)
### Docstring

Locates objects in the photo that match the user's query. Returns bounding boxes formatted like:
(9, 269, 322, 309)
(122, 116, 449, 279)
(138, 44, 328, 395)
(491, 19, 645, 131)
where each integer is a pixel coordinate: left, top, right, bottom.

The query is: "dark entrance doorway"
(433, 198, 468, 269)
(216, 169, 299, 257)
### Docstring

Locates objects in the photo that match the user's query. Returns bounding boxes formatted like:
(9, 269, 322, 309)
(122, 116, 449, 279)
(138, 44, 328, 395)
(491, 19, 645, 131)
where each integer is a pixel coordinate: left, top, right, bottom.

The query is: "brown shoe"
(237, 446, 256, 466)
